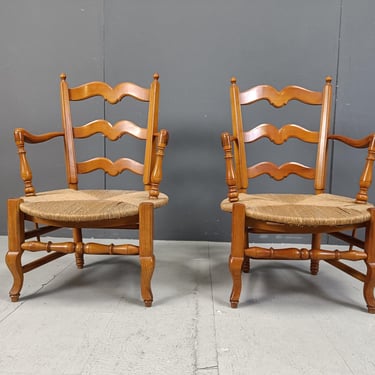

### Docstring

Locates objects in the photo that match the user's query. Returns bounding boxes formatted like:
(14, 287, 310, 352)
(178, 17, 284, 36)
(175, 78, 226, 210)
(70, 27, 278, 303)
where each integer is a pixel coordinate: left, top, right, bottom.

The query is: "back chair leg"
(73, 228, 84, 269)
(242, 256, 250, 273)
(310, 234, 321, 275)
(139, 202, 155, 307)
(242, 229, 250, 273)
(6, 199, 25, 302)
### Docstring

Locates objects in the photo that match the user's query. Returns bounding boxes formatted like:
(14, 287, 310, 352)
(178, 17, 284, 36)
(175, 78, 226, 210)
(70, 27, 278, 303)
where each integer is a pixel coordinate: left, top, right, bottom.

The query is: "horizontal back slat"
(248, 161, 315, 181)
(73, 120, 148, 141)
(77, 157, 144, 176)
(69, 81, 150, 103)
(239, 84, 323, 107)
(244, 124, 319, 144)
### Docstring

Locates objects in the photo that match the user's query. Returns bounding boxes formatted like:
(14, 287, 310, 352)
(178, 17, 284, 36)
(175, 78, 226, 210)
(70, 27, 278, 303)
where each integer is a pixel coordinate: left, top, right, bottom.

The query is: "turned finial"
(231, 77, 237, 85)
(153, 72, 159, 81)
(60, 73, 67, 81)
(325, 76, 332, 84)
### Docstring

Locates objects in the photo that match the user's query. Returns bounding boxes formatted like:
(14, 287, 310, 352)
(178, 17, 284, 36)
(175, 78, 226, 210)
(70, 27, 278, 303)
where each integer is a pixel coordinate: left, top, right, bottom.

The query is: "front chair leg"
(229, 203, 246, 308)
(6, 250, 24, 302)
(7, 198, 25, 302)
(229, 255, 243, 308)
(364, 209, 375, 313)
(139, 202, 155, 307)
(140, 255, 155, 307)
(364, 262, 375, 313)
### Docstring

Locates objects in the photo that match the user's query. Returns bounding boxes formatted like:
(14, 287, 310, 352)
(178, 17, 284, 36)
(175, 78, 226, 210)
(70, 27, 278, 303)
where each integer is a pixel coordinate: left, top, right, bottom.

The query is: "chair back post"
(314, 76, 332, 194)
(144, 73, 160, 190)
(230, 77, 248, 192)
(60, 73, 78, 190)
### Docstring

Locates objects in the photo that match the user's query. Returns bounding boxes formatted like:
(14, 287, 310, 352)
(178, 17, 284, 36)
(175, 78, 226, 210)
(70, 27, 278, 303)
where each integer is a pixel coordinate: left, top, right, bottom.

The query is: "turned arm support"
(14, 128, 64, 196)
(356, 133, 375, 203)
(329, 133, 375, 203)
(221, 132, 239, 202)
(149, 129, 169, 199)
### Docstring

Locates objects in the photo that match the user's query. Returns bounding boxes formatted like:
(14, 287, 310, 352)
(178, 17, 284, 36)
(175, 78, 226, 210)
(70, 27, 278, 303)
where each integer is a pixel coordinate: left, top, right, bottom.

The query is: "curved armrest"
(328, 133, 374, 149)
(330, 133, 375, 203)
(15, 128, 64, 144)
(221, 132, 239, 202)
(14, 128, 64, 196)
(149, 129, 169, 199)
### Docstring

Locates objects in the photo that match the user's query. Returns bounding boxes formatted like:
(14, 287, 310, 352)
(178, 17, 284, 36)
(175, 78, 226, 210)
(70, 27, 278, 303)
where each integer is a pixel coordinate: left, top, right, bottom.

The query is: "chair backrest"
(229, 76, 333, 195)
(59, 73, 163, 193)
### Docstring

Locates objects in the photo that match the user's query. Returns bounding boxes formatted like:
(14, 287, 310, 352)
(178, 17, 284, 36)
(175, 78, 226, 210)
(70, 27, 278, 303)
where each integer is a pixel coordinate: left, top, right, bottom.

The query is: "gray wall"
(0, 1, 374, 242)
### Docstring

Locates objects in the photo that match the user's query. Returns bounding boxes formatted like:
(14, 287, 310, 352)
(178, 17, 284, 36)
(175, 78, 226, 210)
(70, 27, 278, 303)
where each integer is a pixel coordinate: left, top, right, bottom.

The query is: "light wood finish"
(7, 73, 169, 307)
(221, 76, 375, 312)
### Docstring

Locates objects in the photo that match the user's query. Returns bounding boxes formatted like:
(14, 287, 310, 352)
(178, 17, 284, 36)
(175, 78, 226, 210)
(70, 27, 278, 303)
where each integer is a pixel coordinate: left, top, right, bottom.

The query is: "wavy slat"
(239, 85, 322, 107)
(69, 81, 150, 104)
(244, 124, 319, 144)
(77, 157, 144, 176)
(248, 161, 315, 180)
(73, 120, 147, 140)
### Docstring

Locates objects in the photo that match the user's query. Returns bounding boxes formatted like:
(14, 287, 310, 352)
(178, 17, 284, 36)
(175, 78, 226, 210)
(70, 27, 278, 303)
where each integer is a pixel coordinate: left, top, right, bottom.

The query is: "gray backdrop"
(1, 1, 374, 242)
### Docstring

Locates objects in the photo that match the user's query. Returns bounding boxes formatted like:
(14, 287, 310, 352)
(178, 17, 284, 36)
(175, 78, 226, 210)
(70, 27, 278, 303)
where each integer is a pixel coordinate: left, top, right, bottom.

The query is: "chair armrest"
(14, 128, 64, 196)
(221, 132, 239, 202)
(329, 133, 375, 203)
(149, 129, 169, 199)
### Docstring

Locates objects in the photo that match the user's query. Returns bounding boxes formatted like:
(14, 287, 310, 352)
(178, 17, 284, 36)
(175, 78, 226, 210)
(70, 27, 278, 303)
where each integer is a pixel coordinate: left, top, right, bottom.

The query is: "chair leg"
(139, 202, 155, 307)
(364, 209, 375, 313)
(6, 199, 25, 302)
(230, 255, 243, 308)
(6, 251, 24, 302)
(73, 228, 84, 269)
(364, 263, 375, 313)
(242, 229, 250, 273)
(229, 203, 246, 308)
(310, 233, 321, 275)
(242, 256, 250, 273)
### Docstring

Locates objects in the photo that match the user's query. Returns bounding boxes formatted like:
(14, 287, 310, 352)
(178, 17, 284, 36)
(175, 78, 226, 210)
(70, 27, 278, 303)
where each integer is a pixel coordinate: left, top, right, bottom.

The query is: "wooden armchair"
(7, 73, 169, 307)
(221, 76, 375, 312)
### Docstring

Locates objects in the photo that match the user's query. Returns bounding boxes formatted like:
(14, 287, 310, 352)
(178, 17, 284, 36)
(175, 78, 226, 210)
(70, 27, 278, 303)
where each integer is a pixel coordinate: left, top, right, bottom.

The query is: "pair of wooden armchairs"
(6, 74, 375, 313)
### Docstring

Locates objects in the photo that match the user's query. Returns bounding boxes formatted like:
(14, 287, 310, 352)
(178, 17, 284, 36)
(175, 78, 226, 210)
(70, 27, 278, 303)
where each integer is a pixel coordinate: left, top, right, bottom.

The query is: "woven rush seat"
(20, 189, 169, 222)
(221, 193, 373, 226)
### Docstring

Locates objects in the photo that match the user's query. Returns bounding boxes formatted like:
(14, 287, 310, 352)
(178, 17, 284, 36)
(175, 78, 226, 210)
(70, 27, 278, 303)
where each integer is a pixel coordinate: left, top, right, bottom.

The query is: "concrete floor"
(0, 237, 374, 375)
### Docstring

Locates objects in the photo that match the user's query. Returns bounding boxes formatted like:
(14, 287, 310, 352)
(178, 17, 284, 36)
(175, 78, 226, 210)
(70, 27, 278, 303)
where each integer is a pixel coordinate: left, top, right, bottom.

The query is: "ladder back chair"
(7, 73, 169, 307)
(221, 76, 375, 312)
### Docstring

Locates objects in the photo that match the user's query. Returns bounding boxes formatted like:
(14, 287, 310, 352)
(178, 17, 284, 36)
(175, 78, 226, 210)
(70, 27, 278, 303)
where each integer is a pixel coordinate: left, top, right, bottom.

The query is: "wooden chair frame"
(221, 76, 375, 312)
(7, 73, 169, 307)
